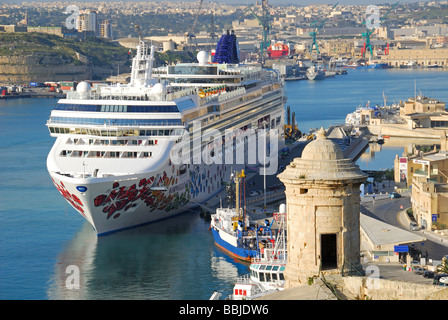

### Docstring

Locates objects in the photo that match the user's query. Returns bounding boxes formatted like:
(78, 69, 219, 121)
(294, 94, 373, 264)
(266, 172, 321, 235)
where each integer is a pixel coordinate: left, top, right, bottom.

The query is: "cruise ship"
(46, 31, 286, 235)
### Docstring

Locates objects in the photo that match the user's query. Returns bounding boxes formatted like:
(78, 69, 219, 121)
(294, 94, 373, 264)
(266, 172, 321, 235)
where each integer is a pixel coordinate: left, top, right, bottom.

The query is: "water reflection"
(357, 136, 439, 171)
(47, 212, 249, 300)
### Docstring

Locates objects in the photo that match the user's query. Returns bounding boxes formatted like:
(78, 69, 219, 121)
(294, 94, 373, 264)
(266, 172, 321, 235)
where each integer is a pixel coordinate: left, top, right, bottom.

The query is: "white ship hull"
(49, 159, 238, 235)
(46, 34, 285, 236)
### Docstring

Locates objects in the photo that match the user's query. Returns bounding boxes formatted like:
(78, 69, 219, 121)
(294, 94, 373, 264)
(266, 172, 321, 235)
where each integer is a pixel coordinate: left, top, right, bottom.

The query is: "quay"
(0, 86, 66, 99)
(199, 125, 369, 218)
(348, 95, 448, 140)
(0, 92, 65, 99)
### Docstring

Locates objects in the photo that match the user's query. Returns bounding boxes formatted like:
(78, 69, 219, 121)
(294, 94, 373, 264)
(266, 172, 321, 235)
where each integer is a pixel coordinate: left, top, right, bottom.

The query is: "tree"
(384, 168, 394, 187)
(373, 171, 384, 192)
(436, 257, 448, 274)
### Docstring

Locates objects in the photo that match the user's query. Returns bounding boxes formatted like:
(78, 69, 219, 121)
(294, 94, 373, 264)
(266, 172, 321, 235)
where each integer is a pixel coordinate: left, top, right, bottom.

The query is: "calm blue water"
(0, 68, 447, 300)
(287, 68, 448, 171)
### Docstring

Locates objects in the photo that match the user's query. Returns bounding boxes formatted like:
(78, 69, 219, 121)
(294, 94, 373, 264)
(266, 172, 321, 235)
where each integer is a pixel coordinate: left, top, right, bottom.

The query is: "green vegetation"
(436, 257, 448, 274)
(433, 221, 447, 230)
(0, 32, 130, 67)
(155, 50, 197, 66)
(0, 32, 198, 69)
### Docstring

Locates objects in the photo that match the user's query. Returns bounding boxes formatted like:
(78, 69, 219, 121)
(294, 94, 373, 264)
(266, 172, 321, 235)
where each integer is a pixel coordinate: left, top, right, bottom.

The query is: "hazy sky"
(1, 0, 425, 4)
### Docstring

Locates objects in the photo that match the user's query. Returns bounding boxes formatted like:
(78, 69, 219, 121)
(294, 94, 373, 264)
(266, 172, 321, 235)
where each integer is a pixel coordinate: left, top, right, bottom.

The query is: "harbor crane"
(361, 2, 399, 58)
(247, 0, 272, 59)
(309, 2, 338, 56)
(185, 0, 203, 46)
(209, 10, 217, 50)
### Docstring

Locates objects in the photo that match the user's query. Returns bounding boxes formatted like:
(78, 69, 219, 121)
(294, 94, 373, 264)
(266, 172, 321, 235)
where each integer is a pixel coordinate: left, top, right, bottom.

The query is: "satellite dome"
(197, 51, 209, 65)
(76, 81, 91, 93)
(151, 83, 166, 95)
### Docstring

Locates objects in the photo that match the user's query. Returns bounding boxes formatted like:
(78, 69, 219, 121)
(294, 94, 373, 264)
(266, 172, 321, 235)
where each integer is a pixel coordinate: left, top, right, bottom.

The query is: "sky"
(1, 0, 427, 4)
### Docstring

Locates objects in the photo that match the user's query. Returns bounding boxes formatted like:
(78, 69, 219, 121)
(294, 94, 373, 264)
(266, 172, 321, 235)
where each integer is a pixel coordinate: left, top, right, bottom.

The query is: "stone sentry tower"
(278, 128, 367, 288)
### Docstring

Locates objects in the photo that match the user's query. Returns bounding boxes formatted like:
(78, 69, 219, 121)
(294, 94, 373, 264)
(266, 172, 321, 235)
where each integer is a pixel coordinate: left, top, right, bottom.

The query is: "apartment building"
(395, 133, 448, 230)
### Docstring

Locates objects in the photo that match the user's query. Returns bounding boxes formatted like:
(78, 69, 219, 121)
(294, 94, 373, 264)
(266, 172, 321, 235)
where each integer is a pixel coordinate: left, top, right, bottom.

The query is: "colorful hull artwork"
(51, 163, 233, 235)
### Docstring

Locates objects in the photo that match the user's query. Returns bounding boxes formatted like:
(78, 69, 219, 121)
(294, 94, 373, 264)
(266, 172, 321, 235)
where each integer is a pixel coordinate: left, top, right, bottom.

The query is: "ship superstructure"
(46, 32, 285, 235)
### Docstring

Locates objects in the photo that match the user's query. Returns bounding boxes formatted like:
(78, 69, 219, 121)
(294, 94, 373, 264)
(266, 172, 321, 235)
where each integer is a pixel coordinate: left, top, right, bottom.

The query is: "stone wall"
(343, 276, 448, 300)
(366, 124, 441, 139)
(0, 52, 90, 82)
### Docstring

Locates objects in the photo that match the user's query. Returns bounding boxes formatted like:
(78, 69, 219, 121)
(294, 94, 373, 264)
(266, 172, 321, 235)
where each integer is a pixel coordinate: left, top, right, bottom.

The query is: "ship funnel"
(213, 30, 239, 64)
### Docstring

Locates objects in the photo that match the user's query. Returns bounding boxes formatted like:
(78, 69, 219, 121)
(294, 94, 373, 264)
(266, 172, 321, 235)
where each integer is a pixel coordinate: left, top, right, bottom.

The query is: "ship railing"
(65, 87, 198, 102)
(234, 274, 275, 298)
(236, 274, 252, 285)
(198, 87, 247, 105)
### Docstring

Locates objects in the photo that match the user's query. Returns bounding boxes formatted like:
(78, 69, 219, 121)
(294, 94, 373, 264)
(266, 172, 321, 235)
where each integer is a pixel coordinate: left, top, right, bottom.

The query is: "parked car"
(413, 267, 425, 275)
(249, 191, 258, 197)
(390, 192, 401, 199)
(439, 277, 448, 286)
(423, 271, 434, 278)
(410, 222, 420, 231)
(433, 273, 448, 285)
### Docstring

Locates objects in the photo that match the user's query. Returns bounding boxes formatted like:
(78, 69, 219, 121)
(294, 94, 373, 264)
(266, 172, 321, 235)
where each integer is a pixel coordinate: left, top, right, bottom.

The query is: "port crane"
(309, 2, 338, 56)
(247, 0, 272, 59)
(185, 0, 204, 46)
(209, 10, 217, 51)
(361, 2, 399, 58)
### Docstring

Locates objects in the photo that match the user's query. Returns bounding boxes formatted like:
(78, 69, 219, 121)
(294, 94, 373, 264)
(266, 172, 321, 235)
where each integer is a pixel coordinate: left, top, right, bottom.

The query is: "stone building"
(380, 47, 448, 67)
(278, 128, 367, 288)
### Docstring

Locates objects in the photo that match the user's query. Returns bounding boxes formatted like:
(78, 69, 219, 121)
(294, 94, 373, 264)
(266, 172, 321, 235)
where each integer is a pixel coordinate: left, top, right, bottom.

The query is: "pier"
(0, 91, 65, 99)
(199, 127, 369, 218)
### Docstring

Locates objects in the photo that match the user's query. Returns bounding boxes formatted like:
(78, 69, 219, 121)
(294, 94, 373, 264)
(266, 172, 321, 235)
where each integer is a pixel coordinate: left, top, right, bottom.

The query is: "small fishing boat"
(209, 204, 287, 300)
(232, 204, 287, 300)
(210, 170, 275, 262)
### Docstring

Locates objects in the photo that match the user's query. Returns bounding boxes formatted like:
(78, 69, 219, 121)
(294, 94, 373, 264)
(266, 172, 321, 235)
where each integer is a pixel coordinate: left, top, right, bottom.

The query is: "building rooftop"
(361, 213, 425, 247)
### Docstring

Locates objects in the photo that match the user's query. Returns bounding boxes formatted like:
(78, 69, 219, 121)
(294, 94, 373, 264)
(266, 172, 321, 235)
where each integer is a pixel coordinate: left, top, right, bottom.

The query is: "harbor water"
(1, 68, 447, 299)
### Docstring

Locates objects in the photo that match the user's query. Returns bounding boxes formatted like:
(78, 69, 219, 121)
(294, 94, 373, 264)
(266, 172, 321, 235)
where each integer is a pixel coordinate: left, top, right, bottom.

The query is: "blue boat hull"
(358, 63, 389, 69)
(211, 228, 259, 262)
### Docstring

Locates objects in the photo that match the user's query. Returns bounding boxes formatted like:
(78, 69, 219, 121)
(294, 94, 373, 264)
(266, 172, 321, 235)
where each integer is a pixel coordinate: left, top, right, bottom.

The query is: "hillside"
(0, 33, 197, 83)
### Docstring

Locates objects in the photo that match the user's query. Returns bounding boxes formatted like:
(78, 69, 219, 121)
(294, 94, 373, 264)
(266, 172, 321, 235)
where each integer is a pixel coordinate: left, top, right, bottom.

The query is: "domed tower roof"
(301, 127, 344, 161)
(278, 128, 367, 183)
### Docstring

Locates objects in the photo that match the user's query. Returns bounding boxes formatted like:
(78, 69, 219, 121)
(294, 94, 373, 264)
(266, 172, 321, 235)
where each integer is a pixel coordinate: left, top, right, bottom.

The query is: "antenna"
(414, 79, 416, 101)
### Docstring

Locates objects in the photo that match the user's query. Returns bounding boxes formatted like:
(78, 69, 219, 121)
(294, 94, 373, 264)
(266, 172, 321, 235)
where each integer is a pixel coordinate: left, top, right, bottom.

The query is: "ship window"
(259, 273, 265, 282)
(259, 265, 266, 270)
(279, 273, 284, 281)
(272, 273, 278, 281)
(265, 273, 271, 282)
(266, 265, 272, 271)
(272, 266, 279, 271)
